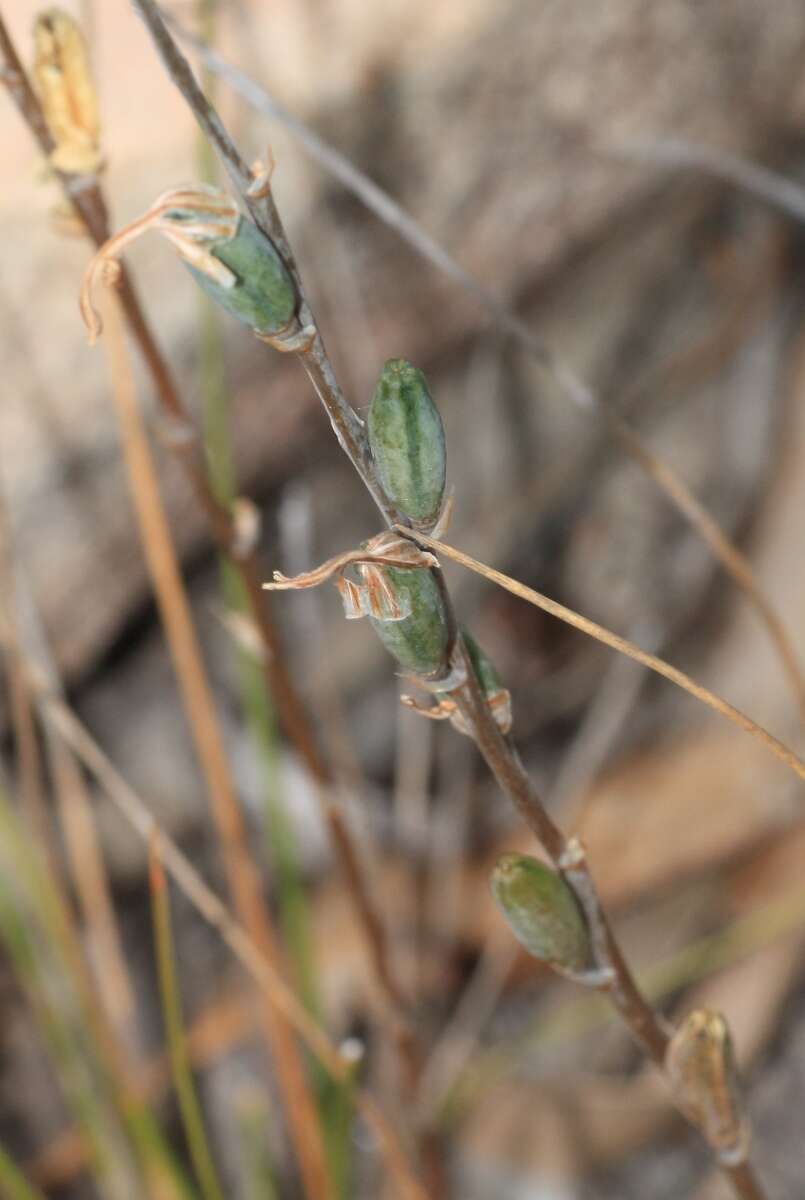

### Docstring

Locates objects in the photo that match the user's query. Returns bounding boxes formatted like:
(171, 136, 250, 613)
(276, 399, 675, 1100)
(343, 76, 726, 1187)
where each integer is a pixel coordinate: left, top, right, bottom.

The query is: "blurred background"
(3, 1, 805, 1196)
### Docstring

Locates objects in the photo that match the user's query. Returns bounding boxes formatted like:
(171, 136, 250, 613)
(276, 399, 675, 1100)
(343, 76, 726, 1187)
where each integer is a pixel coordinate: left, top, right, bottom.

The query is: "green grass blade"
(0, 1142, 45, 1200)
(150, 840, 226, 1200)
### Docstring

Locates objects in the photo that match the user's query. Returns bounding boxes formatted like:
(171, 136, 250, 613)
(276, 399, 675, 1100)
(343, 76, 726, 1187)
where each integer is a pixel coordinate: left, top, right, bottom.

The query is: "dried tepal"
(80, 185, 297, 342)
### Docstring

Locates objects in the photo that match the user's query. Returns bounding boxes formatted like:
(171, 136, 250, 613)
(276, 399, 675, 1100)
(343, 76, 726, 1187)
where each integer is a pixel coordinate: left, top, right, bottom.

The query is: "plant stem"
(102, 294, 332, 1200)
(114, 9, 770, 1194)
(150, 839, 226, 1200)
(12, 648, 426, 1200)
(0, 11, 414, 1191)
(0, 1143, 44, 1200)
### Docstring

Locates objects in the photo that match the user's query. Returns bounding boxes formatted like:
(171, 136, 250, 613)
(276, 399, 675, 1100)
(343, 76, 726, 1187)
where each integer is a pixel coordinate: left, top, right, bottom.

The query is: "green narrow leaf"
(150, 843, 225, 1200)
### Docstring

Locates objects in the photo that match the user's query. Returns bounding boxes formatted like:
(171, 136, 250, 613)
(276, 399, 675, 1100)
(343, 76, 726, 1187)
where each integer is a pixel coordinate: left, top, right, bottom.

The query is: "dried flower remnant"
(490, 853, 592, 976)
(367, 562, 450, 676)
(402, 629, 512, 735)
(33, 8, 102, 175)
(79, 184, 296, 342)
(265, 530, 451, 677)
(368, 358, 447, 530)
(667, 1010, 750, 1164)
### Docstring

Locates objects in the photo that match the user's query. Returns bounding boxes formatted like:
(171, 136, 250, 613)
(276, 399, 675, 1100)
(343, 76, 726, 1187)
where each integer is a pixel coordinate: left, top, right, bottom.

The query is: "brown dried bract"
(264, 530, 437, 622)
(33, 8, 102, 175)
(79, 185, 240, 342)
(666, 1009, 749, 1164)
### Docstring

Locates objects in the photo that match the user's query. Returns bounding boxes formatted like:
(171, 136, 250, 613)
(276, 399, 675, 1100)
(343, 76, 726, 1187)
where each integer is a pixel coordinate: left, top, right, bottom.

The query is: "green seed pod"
(186, 216, 297, 335)
(80, 187, 299, 346)
(462, 630, 503, 698)
(490, 854, 591, 973)
(369, 566, 450, 676)
(368, 358, 446, 528)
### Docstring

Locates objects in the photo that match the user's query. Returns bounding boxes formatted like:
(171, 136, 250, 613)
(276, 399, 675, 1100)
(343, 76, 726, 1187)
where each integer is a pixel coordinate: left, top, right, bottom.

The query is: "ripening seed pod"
(490, 853, 591, 973)
(184, 212, 297, 335)
(463, 630, 503, 697)
(368, 359, 446, 528)
(369, 566, 450, 676)
(80, 186, 297, 344)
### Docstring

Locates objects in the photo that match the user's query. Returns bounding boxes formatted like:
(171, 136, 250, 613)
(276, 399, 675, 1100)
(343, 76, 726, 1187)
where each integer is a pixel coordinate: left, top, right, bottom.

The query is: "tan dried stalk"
(0, 9, 420, 1188)
(4, 642, 426, 1200)
(402, 529, 805, 786)
(0, 488, 53, 864)
(100, 293, 331, 1200)
(0, 506, 173, 1195)
(123, 7, 772, 1195)
(47, 735, 135, 1039)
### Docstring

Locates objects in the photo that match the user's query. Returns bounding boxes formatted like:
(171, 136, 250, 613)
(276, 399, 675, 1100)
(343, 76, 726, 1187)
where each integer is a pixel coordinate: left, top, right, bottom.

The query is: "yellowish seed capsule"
(33, 9, 102, 175)
(666, 1010, 748, 1160)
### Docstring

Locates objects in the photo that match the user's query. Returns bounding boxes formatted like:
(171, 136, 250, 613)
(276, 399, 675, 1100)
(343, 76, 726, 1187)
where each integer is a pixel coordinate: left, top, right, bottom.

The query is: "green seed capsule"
(369, 566, 450, 676)
(490, 854, 591, 973)
(186, 216, 297, 335)
(368, 359, 446, 528)
(462, 630, 503, 698)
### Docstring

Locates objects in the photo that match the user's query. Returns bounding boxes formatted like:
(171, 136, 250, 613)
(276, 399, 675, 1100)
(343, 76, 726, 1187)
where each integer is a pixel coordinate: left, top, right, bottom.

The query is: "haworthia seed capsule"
(369, 566, 450, 676)
(490, 854, 591, 973)
(185, 215, 297, 335)
(368, 358, 446, 528)
(80, 187, 299, 346)
(666, 1010, 747, 1156)
(462, 630, 503, 698)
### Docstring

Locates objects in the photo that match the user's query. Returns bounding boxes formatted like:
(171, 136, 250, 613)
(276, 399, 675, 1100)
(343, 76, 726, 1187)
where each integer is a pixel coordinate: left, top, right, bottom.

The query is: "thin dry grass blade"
(607, 137, 805, 224)
(398, 529, 805, 785)
(9, 653, 426, 1200)
(0, 490, 54, 864)
(11, 563, 136, 1036)
(149, 838, 225, 1200)
(610, 416, 805, 725)
(48, 736, 135, 1038)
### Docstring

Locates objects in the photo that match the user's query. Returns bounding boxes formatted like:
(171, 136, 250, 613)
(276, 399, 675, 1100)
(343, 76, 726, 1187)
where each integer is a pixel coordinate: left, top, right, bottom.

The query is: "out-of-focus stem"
(150, 839, 225, 1200)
